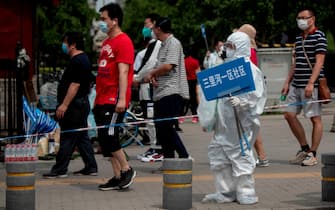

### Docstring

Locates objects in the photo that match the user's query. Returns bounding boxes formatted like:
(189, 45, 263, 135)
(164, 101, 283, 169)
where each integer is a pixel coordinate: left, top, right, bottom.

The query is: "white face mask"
(151, 31, 157, 40)
(226, 48, 235, 58)
(297, 19, 309, 30)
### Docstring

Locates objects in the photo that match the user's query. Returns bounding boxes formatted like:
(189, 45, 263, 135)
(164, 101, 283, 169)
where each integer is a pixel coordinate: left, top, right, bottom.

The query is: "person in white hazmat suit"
(197, 31, 267, 204)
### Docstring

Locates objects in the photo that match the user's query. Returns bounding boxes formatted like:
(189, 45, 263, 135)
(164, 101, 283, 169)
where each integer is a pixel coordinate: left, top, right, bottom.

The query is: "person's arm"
(116, 62, 129, 113)
(144, 64, 174, 86)
(135, 42, 160, 82)
(203, 51, 211, 69)
(134, 50, 145, 72)
(56, 83, 80, 119)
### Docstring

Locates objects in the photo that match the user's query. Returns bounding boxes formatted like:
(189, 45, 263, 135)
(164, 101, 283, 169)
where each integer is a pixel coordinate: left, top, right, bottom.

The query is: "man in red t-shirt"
(93, 3, 136, 191)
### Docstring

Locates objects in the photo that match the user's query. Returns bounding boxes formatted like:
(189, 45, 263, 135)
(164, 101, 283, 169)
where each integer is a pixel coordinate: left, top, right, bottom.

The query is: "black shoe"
(73, 168, 97, 176)
(99, 177, 120, 191)
(175, 127, 183, 132)
(119, 167, 136, 189)
(43, 171, 68, 179)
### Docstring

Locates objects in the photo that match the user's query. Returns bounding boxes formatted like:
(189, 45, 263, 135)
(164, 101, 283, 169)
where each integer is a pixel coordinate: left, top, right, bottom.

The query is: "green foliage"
(36, 0, 97, 54)
(36, 0, 335, 62)
(326, 31, 335, 52)
(123, 0, 335, 59)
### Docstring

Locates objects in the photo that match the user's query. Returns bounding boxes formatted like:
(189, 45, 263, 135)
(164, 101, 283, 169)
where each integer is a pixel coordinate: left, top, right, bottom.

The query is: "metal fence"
(0, 59, 24, 144)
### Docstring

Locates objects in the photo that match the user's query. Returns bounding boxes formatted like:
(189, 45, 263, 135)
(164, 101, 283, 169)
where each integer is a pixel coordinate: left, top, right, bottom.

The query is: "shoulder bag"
(302, 42, 331, 104)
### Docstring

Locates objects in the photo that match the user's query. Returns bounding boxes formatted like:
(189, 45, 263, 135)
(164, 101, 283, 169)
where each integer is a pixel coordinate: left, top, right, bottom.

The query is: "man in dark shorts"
(94, 3, 136, 190)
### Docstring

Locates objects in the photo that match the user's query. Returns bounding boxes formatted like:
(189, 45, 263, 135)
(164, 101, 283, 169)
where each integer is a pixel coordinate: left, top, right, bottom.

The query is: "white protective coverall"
(197, 31, 267, 204)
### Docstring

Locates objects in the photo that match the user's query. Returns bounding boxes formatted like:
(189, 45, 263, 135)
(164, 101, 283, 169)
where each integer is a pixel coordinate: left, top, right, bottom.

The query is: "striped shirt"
(292, 29, 327, 88)
(153, 34, 189, 101)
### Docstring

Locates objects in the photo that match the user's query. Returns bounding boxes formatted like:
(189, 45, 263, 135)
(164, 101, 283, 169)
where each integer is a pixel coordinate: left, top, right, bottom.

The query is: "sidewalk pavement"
(1, 104, 335, 210)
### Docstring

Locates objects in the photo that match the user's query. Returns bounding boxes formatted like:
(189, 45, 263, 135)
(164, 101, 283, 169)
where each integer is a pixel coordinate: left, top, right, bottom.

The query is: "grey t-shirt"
(153, 34, 189, 101)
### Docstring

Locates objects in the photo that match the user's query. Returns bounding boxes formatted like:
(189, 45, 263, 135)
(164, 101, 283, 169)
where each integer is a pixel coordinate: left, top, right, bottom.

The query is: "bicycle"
(119, 111, 141, 148)
(119, 101, 148, 148)
(38, 77, 145, 150)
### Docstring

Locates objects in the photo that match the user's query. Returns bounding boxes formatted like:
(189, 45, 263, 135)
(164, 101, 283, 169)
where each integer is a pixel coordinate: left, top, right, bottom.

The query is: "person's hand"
(56, 104, 68, 119)
(305, 83, 314, 98)
(115, 99, 126, 113)
(205, 51, 211, 58)
(229, 97, 240, 107)
(144, 72, 158, 87)
(281, 82, 289, 95)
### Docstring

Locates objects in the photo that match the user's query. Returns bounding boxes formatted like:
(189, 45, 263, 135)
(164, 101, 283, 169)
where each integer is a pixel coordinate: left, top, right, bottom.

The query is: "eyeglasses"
(296, 16, 313, 20)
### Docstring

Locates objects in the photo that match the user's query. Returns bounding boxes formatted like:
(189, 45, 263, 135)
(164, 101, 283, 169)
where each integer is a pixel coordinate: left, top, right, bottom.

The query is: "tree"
(123, 0, 335, 59)
(36, 0, 97, 59)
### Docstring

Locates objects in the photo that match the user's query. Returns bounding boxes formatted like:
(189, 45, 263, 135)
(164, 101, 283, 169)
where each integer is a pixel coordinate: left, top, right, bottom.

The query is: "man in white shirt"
(203, 40, 224, 69)
(133, 14, 163, 162)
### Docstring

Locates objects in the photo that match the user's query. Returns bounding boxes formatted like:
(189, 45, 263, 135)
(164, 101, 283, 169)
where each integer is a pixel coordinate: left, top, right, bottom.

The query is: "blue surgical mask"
(62, 43, 68, 54)
(99, 21, 108, 33)
(142, 27, 152, 38)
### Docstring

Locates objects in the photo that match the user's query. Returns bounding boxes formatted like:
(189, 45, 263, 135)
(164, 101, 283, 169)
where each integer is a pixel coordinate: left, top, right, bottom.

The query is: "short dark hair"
(146, 13, 160, 24)
(99, 3, 123, 27)
(297, 6, 316, 17)
(214, 40, 224, 46)
(63, 32, 84, 50)
(155, 17, 172, 33)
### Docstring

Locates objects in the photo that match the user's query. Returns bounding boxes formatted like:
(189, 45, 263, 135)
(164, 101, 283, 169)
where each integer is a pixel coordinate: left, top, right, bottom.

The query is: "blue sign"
(200, 24, 206, 38)
(197, 57, 255, 101)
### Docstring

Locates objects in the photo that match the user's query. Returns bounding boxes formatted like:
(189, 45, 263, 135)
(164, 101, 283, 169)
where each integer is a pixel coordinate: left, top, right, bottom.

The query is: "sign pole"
(201, 24, 209, 52)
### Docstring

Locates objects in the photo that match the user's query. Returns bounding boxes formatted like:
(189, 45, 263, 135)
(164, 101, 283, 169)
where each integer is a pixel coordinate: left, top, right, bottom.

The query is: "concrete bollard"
(162, 158, 192, 210)
(321, 153, 335, 201)
(6, 161, 36, 210)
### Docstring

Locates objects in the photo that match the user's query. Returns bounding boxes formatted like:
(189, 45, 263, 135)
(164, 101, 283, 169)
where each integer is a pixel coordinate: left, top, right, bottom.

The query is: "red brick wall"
(0, 1, 34, 77)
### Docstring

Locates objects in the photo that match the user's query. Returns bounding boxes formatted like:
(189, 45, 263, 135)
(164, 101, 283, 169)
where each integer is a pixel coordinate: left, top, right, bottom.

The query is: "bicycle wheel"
(119, 111, 139, 148)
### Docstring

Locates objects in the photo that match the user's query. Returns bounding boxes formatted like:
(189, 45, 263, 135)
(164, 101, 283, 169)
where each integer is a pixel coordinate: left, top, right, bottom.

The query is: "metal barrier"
(0, 59, 24, 142)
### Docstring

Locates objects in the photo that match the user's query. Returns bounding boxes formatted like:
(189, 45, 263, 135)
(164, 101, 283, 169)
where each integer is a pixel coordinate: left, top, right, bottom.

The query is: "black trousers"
(154, 94, 189, 158)
(51, 98, 97, 174)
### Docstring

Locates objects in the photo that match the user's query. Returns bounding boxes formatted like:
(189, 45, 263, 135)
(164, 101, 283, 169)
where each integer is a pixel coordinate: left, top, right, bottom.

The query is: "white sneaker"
(237, 195, 259, 205)
(201, 193, 235, 203)
(289, 150, 307, 165)
(136, 148, 156, 160)
(256, 158, 269, 167)
(141, 153, 164, 162)
(301, 152, 318, 166)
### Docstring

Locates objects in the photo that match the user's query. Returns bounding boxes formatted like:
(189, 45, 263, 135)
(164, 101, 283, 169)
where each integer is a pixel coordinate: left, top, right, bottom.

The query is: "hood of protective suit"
(239, 24, 257, 49)
(225, 31, 250, 62)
